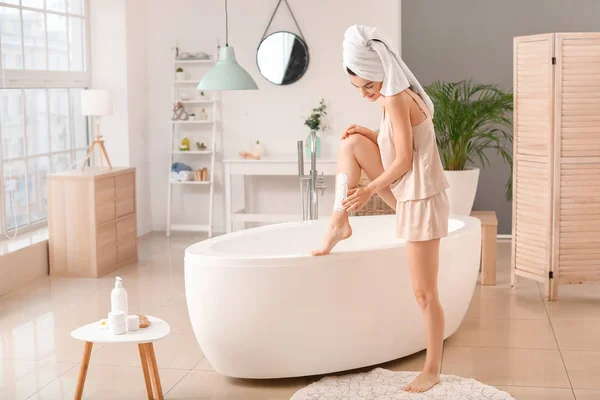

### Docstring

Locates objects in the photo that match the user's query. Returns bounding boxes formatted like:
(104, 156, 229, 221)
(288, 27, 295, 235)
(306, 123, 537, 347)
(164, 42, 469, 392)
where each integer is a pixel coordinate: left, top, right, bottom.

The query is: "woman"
(312, 25, 450, 393)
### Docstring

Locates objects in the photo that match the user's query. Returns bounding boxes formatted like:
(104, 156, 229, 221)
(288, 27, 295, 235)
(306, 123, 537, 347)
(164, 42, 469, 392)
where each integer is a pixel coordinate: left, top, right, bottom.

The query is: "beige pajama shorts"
(395, 191, 449, 241)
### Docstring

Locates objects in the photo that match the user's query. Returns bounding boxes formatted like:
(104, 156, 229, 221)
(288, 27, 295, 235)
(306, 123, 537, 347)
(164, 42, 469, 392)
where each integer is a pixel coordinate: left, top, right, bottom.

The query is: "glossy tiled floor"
(1, 234, 599, 399)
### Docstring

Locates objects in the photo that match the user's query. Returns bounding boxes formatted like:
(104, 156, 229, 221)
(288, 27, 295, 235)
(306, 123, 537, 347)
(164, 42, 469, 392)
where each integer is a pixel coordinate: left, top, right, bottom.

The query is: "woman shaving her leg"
(313, 25, 450, 393)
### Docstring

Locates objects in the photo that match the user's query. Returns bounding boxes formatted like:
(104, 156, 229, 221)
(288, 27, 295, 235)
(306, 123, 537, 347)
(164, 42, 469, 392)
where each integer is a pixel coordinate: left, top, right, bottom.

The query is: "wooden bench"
(470, 211, 498, 286)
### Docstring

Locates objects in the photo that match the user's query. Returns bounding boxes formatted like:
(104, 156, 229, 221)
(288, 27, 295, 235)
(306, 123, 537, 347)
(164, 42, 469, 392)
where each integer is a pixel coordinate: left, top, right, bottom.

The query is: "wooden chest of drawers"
(48, 167, 138, 278)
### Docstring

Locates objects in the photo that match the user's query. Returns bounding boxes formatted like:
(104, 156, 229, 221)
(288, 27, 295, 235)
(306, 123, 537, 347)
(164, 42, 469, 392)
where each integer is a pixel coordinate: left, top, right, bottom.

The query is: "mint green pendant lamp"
(197, 0, 258, 91)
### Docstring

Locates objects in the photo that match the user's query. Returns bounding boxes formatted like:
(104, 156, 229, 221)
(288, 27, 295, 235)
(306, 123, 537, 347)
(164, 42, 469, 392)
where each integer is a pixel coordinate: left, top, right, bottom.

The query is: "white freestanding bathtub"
(184, 215, 481, 379)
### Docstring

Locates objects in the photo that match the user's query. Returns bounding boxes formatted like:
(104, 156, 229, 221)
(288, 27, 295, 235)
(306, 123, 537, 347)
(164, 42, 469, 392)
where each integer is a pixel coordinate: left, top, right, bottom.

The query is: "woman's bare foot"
(404, 371, 440, 393)
(312, 215, 352, 256)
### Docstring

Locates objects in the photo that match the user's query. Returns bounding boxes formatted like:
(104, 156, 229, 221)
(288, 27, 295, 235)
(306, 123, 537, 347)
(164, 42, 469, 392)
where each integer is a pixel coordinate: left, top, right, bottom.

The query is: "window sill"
(0, 226, 49, 297)
(0, 225, 49, 257)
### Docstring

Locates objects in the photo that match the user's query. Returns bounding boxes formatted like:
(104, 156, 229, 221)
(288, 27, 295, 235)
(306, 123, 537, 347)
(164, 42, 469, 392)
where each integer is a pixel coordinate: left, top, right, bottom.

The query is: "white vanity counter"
(223, 157, 337, 232)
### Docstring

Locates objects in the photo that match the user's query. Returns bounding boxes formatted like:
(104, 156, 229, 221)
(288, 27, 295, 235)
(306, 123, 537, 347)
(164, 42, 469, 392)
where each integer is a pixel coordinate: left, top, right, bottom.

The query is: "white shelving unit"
(174, 60, 214, 65)
(170, 120, 214, 125)
(171, 151, 213, 155)
(174, 80, 202, 85)
(179, 101, 213, 106)
(166, 51, 218, 238)
(171, 181, 212, 185)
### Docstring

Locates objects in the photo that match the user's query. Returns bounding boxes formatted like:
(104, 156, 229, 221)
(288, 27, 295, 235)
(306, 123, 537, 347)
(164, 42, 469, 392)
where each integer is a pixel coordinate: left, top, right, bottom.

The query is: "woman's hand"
(341, 124, 372, 140)
(343, 185, 375, 213)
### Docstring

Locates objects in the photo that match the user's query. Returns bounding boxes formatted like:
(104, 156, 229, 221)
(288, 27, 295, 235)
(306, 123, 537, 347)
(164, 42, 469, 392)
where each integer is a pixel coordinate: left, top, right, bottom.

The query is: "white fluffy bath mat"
(291, 368, 515, 399)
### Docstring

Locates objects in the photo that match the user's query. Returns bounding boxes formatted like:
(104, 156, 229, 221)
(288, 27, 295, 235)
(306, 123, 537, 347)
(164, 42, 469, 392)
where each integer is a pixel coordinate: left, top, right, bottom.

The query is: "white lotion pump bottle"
(111, 277, 128, 319)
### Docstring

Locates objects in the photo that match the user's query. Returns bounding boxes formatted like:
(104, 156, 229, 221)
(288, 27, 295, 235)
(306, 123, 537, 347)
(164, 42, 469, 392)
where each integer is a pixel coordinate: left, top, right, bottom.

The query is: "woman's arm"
(366, 93, 413, 193)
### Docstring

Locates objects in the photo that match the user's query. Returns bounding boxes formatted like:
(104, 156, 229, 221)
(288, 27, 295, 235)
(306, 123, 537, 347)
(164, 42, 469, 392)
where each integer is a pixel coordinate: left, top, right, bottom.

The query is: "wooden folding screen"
(512, 33, 600, 300)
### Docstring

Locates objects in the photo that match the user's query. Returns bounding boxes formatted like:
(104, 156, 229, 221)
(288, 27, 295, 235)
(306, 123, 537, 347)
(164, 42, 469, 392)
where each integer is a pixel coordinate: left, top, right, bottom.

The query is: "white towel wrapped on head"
(342, 25, 434, 116)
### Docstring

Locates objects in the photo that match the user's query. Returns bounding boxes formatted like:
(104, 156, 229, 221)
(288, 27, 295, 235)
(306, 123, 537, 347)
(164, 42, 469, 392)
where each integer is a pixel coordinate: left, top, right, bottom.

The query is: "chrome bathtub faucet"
(298, 131, 326, 221)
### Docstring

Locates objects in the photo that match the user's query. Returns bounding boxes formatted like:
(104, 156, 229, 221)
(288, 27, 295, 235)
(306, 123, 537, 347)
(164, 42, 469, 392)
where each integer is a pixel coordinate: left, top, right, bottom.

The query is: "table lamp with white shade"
(80, 90, 114, 170)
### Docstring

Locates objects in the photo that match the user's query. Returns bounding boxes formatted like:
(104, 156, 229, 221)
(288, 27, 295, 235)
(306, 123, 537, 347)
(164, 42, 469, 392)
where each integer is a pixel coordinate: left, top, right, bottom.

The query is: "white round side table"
(71, 316, 170, 400)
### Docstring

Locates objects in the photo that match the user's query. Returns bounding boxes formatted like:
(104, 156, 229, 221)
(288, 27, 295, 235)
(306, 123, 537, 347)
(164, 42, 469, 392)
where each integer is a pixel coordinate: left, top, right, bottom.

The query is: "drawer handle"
(115, 241, 118, 245)
(114, 196, 118, 200)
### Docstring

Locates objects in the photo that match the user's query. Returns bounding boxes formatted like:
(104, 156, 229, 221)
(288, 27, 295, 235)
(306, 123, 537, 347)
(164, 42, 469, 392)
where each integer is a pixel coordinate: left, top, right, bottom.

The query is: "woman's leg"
(312, 134, 395, 256)
(404, 239, 444, 393)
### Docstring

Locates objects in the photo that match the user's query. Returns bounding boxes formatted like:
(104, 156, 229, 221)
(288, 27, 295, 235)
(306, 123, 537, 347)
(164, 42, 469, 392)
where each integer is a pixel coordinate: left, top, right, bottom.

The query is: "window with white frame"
(0, 0, 89, 235)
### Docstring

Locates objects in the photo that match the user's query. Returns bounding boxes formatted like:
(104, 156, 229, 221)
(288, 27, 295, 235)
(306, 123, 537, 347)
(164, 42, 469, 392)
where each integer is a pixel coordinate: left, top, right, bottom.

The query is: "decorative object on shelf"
(196, 142, 207, 151)
(171, 162, 192, 173)
(179, 137, 190, 151)
(80, 90, 114, 170)
(172, 102, 189, 120)
(179, 91, 193, 101)
(239, 151, 261, 160)
(199, 91, 206, 97)
(305, 134, 320, 158)
(189, 113, 196, 121)
(175, 67, 185, 81)
(178, 51, 211, 61)
(425, 79, 513, 215)
(257, 0, 309, 85)
(171, 162, 194, 182)
(171, 170, 194, 182)
(252, 140, 264, 159)
(194, 168, 209, 182)
(198, 108, 208, 120)
(197, 0, 258, 91)
(238, 140, 264, 160)
(304, 98, 327, 159)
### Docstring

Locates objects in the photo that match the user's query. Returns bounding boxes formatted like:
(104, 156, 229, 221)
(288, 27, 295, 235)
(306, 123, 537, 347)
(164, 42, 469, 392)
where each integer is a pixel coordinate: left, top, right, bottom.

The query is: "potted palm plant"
(425, 80, 513, 215)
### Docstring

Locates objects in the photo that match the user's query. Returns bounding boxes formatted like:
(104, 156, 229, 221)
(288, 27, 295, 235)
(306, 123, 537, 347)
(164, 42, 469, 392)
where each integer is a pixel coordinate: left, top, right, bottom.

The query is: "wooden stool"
(71, 316, 170, 400)
(470, 211, 498, 286)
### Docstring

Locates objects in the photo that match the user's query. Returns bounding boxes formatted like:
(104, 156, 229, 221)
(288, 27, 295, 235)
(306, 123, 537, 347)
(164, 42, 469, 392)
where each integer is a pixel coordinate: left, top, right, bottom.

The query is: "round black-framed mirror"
(256, 31, 309, 85)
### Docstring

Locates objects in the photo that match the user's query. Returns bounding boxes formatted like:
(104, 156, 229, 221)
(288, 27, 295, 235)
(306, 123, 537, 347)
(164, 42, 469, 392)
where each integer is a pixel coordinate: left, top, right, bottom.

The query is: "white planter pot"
(444, 168, 480, 216)
(175, 72, 186, 81)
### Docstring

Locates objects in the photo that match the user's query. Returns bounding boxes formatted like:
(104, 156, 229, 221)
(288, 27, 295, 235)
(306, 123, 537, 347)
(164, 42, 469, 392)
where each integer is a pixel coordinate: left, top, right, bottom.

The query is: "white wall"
(88, 0, 130, 166)
(88, 0, 153, 236)
(124, 0, 153, 236)
(131, 0, 401, 233)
